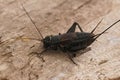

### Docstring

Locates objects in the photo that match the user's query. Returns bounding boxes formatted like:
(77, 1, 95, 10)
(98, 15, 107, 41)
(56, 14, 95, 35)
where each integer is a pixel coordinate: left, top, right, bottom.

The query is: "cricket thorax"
(42, 35, 60, 49)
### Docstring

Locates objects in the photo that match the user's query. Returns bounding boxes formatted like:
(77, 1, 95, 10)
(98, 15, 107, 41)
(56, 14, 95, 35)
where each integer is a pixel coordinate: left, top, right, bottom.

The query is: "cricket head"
(41, 36, 52, 48)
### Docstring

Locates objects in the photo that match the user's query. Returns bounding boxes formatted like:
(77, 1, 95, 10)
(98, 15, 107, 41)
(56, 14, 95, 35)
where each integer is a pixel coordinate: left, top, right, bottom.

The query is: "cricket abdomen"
(59, 32, 95, 52)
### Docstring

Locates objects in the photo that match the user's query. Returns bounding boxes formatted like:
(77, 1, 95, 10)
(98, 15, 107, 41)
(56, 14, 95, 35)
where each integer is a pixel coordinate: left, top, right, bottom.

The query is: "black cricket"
(21, 4, 120, 65)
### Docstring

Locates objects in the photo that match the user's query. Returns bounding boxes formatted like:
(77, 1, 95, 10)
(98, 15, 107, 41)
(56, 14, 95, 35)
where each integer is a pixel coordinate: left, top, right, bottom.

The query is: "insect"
(21, 4, 120, 65)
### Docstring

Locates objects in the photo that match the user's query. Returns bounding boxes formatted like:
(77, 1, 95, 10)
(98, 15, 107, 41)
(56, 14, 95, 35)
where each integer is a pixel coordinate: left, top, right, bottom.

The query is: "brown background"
(0, 0, 120, 80)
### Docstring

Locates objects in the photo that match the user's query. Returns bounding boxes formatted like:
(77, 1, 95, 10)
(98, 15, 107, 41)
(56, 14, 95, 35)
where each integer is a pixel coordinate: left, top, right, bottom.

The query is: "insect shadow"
(20, 4, 120, 65)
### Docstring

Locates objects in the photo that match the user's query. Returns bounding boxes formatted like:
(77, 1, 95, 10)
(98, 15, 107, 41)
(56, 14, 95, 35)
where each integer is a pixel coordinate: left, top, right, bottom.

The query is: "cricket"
(21, 4, 120, 65)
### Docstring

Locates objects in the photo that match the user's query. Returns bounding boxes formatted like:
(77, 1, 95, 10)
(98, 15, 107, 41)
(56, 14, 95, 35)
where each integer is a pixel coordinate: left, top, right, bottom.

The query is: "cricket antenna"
(91, 18, 103, 33)
(94, 20, 120, 39)
(21, 4, 44, 40)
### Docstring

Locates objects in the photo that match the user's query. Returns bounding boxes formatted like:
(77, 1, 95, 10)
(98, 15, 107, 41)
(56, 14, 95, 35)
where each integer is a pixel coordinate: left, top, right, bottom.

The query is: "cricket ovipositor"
(21, 4, 120, 65)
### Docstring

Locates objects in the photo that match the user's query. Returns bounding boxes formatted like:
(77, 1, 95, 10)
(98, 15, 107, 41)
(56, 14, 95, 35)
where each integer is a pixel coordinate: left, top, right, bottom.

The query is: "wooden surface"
(0, 0, 120, 80)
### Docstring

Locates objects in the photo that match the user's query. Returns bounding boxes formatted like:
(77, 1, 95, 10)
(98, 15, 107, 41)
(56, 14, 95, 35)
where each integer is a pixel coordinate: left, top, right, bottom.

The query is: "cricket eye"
(44, 36, 51, 42)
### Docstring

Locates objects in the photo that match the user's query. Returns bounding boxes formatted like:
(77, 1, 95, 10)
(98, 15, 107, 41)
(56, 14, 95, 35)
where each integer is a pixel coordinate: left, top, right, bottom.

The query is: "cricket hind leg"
(66, 47, 91, 65)
(72, 53, 76, 57)
(66, 22, 83, 33)
(66, 52, 77, 65)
